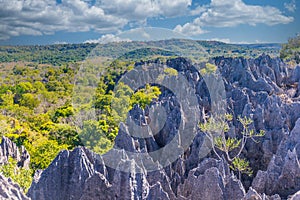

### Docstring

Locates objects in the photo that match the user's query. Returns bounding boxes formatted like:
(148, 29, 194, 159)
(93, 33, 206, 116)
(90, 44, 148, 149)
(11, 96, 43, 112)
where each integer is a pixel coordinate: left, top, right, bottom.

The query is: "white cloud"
(117, 27, 187, 41)
(209, 38, 231, 43)
(0, 0, 193, 40)
(54, 41, 68, 44)
(84, 34, 132, 44)
(174, 22, 206, 36)
(190, 5, 207, 16)
(284, 0, 296, 12)
(174, 0, 293, 36)
(1, 0, 294, 41)
(201, 0, 293, 27)
(0, 0, 128, 40)
(99, 0, 192, 20)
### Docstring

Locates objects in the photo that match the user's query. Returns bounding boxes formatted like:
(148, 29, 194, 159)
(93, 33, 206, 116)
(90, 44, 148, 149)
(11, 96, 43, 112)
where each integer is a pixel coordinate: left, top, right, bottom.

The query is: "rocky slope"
(0, 137, 31, 199)
(6, 55, 300, 199)
(0, 136, 30, 169)
(0, 174, 31, 200)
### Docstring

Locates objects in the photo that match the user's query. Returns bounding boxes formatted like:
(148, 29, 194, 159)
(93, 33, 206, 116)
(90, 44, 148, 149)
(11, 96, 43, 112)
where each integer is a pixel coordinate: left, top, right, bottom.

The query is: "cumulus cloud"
(1, 0, 294, 41)
(174, 22, 206, 36)
(284, 0, 296, 12)
(0, 0, 127, 40)
(99, 0, 192, 20)
(174, 0, 293, 36)
(84, 34, 132, 44)
(0, 0, 193, 40)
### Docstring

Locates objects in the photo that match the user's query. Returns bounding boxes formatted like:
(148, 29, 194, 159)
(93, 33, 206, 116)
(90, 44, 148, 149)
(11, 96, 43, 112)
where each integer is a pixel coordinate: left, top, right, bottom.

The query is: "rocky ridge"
(2, 55, 300, 199)
(28, 55, 300, 200)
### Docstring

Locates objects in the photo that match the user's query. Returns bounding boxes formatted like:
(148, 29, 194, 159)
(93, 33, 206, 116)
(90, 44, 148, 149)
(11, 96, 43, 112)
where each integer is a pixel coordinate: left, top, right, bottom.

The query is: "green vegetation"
(0, 54, 163, 169)
(163, 68, 178, 76)
(200, 63, 218, 75)
(0, 39, 283, 190)
(199, 114, 265, 179)
(280, 34, 300, 65)
(131, 84, 161, 109)
(118, 48, 177, 61)
(0, 39, 280, 66)
(0, 43, 97, 65)
(0, 157, 33, 193)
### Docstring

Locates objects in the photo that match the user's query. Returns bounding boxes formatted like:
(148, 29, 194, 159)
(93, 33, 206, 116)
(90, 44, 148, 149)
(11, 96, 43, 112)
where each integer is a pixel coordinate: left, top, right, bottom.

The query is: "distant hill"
(0, 39, 281, 65)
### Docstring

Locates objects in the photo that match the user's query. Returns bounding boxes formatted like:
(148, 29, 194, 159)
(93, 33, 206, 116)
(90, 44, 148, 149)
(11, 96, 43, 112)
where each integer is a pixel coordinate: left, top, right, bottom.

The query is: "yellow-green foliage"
(90, 82, 161, 155)
(200, 63, 217, 75)
(214, 137, 241, 152)
(199, 114, 264, 178)
(0, 157, 33, 193)
(231, 157, 253, 177)
(24, 137, 68, 170)
(157, 67, 178, 82)
(79, 120, 113, 155)
(130, 84, 161, 109)
(280, 34, 300, 64)
(164, 68, 178, 76)
(0, 58, 162, 172)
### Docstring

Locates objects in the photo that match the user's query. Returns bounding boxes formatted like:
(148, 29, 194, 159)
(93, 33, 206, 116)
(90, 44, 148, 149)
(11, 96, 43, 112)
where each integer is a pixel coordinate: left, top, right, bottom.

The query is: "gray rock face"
(0, 136, 30, 169)
(177, 158, 245, 200)
(252, 119, 300, 198)
(28, 148, 109, 200)
(290, 191, 300, 200)
(27, 147, 151, 200)
(27, 56, 300, 199)
(0, 174, 30, 200)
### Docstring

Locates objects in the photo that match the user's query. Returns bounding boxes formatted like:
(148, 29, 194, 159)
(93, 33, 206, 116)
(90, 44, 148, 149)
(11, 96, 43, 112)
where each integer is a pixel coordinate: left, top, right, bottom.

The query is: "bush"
(24, 137, 68, 170)
(19, 93, 40, 109)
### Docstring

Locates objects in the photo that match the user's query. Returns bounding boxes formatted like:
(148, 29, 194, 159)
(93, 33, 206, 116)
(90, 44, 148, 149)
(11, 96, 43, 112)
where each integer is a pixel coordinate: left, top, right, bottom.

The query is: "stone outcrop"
(27, 56, 300, 199)
(252, 119, 300, 198)
(0, 174, 31, 200)
(0, 136, 30, 169)
(177, 158, 245, 200)
(0, 137, 31, 199)
(290, 190, 300, 200)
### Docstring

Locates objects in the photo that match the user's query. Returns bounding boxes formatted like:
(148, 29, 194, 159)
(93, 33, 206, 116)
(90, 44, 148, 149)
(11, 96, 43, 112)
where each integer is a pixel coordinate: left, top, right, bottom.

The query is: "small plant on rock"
(199, 113, 265, 179)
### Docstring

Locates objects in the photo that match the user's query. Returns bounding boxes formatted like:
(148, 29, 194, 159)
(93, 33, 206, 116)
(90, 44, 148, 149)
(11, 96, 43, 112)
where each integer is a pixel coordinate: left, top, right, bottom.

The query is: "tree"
(199, 114, 265, 179)
(51, 105, 74, 123)
(130, 84, 161, 109)
(79, 120, 112, 154)
(200, 63, 217, 75)
(0, 90, 14, 107)
(19, 93, 40, 109)
(15, 82, 34, 94)
(24, 136, 68, 170)
(280, 34, 300, 64)
(48, 124, 81, 148)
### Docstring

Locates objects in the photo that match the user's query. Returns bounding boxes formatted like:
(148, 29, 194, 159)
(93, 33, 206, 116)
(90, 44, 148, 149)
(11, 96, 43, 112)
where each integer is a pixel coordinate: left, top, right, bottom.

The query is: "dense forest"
(0, 38, 298, 192)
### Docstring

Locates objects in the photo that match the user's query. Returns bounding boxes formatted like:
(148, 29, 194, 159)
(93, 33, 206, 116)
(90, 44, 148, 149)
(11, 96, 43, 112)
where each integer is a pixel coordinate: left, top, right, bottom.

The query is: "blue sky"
(0, 0, 299, 45)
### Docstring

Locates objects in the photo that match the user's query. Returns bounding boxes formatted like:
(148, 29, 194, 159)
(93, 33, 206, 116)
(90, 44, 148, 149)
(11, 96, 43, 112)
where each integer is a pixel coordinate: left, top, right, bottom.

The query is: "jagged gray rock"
(252, 118, 300, 198)
(290, 190, 300, 200)
(0, 136, 30, 169)
(27, 56, 300, 200)
(28, 148, 108, 200)
(0, 174, 30, 200)
(147, 183, 170, 200)
(242, 187, 281, 200)
(243, 187, 262, 200)
(177, 158, 245, 200)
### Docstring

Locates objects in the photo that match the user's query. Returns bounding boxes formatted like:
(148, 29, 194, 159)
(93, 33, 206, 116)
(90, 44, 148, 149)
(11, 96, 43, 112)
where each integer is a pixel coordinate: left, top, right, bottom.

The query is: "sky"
(0, 0, 299, 45)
